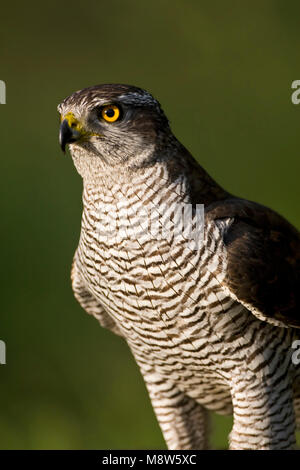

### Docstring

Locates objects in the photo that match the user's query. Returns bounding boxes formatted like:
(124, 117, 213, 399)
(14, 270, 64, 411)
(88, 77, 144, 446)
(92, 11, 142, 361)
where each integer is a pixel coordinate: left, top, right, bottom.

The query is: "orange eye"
(101, 105, 120, 123)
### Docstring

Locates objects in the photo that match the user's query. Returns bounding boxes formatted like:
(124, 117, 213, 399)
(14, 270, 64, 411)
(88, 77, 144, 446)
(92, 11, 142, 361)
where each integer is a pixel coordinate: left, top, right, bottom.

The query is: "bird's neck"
(81, 161, 189, 217)
(79, 149, 229, 255)
(81, 145, 229, 210)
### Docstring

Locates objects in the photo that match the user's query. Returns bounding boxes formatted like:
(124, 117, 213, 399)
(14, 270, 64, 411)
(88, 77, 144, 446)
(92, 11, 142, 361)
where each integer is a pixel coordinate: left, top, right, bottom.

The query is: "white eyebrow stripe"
(58, 90, 160, 116)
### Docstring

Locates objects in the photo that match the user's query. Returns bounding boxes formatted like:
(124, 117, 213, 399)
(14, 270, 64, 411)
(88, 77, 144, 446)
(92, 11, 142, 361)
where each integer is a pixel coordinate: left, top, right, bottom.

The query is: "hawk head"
(58, 84, 173, 178)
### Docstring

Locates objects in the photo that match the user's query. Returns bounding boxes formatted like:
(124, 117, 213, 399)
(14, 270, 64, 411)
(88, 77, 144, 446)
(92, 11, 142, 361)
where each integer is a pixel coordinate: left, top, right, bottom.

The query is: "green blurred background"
(0, 0, 299, 449)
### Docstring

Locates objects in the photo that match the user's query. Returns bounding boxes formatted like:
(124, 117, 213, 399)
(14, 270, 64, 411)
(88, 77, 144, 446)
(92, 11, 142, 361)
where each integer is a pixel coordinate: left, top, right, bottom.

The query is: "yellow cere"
(61, 112, 99, 139)
(101, 105, 120, 123)
(62, 112, 84, 132)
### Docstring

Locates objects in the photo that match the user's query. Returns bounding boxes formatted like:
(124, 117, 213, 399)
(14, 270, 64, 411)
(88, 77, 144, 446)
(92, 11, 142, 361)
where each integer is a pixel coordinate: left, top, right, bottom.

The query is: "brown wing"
(206, 198, 300, 328)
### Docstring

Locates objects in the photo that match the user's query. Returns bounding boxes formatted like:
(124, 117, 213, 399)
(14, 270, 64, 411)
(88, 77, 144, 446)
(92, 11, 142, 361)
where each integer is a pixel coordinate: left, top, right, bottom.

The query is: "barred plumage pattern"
(72, 166, 300, 450)
(59, 84, 300, 450)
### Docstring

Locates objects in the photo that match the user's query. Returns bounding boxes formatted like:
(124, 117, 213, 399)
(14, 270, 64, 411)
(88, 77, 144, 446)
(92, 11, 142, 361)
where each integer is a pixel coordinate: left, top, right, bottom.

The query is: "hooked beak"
(59, 112, 82, 152)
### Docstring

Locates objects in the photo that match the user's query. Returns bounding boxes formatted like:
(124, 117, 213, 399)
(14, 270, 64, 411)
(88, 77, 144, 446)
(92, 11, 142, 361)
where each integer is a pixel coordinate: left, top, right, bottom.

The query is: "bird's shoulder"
(205, 197, 300, 328)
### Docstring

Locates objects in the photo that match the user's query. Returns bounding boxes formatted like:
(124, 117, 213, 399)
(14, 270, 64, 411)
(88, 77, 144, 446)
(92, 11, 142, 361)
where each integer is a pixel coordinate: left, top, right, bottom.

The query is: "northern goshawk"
(58, 84, 300, 450)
